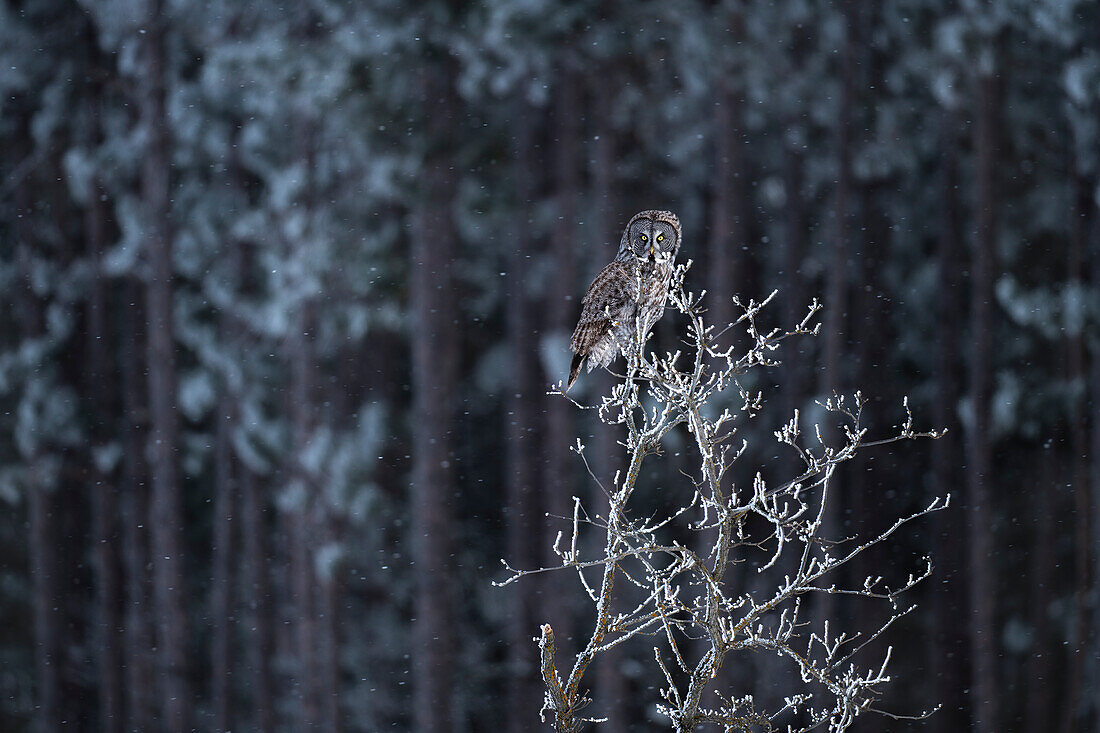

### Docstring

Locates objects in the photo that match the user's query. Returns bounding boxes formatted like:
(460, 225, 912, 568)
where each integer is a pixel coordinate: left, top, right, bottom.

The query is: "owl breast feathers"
(568, 210, 681, 390)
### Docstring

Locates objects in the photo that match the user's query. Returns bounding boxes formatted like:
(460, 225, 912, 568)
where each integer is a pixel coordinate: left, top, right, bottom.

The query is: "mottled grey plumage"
(568, 210, 682, 390)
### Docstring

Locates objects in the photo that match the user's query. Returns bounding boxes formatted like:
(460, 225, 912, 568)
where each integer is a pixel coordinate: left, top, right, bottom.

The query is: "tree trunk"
(27, 472, 59, 733)
(506, 93, 543, 733)
(17, 189, 61, 733)
(781, 22, 811, 425)
(241, 463, 275, 732)
(318, 518, 342, 733)
(140, 2, 191, 729)
(208, 129, 253, 733)
(1061, 154, 1092, 733)
(1027, 448, 1056, 731)
(210, 396, 236, 732)
(820, 0, 854, 400)
(296, 116, 343, 732)
(120, 278, 155, 731)
(542, 65, 582, 665)
(216, 133, 276, 733)
(87, 166, 123, 733)
(288, 301, 321, 730)
(1089, 160, 1100, 733)
(286, 116, 325, 730)
(851, 175, 888, 629)
(590, 80, 628, 733)
(932, 108, 968, 731)
(409, 64, 459, 733)
(707, 68, 747, 338)
(755, 30, 811, 719)
(817, 0, 856, 650)
(850, 0, 888, 639)
(78, 28, 124, 726)
(967, 56, 1000, 733)
(782, 131, 807, 421)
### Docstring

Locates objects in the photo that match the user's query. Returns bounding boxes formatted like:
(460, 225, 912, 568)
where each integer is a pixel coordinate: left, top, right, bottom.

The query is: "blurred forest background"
(1, 0, 1098, 731)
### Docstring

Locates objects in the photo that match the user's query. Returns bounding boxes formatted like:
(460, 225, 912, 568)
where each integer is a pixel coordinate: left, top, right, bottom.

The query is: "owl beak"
(649, 245, 655, 259)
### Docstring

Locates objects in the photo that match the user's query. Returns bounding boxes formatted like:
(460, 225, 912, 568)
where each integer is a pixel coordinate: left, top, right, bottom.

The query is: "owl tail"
(567, 353, 584, 391)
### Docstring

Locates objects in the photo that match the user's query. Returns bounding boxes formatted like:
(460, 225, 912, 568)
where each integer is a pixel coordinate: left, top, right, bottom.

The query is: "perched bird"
(568, 209, 682, 390)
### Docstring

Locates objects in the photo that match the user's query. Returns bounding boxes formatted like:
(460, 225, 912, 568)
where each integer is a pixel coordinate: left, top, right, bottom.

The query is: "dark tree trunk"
(820, 0, 855, 400)
(850, 0, 889, 638)
(932, 109, 968, 731)
(209, 397, 236, 732)
(288, 304, 321, 729)
(782, 133, 807, 420)
(817, 0, 857, 647)
(286, 119, 325, 730)
(17, 187, 61, 733)
(751, 27, 812, 720)
(241, 464, 275, 732)
(1061, 154, 1092, 733)
(81, 29, 123, 726)
(702, 31, 754, 708)
(851, 175, 888, 631)
(781, 22, 811, 424)
(139, 2, 191, 729)
(1089, 157, 1100, 733)
(967, 58, 1000, 733)
(707, 50, 748, 337)
(1027, 449, 1057, 731)
(542, 66, 582, 662)
(296, 120, 343, 733)
(87, 168, 123, 733)
(409, 64, 459, 733)
(506, 94, 543, 733)
(590, 80, 628, 733)
(318, 520, 342, 733)
(120, 278, 155, 731)
(208, 131, 251, 733)
(27, 473, 59, 733)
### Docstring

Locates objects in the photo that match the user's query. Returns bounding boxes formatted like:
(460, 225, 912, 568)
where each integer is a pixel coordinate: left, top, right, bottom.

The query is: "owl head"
(617, 209, 681, 265)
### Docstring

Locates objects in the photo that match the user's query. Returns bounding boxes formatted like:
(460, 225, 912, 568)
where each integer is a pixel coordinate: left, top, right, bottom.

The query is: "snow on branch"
(496, 261, 947, 732)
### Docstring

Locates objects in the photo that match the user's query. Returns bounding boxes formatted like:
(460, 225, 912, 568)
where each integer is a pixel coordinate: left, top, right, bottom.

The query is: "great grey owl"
(568, 209, 682, 390)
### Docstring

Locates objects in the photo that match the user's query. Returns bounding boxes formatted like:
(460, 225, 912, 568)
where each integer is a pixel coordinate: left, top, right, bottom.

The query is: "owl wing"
(568, 261, 633, 389)
(571, 261, 632, 353)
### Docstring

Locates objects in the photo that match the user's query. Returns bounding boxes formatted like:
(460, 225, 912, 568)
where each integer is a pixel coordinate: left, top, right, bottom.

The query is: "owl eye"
(657, 234, 664, 242)
(641, 235, 648, 242)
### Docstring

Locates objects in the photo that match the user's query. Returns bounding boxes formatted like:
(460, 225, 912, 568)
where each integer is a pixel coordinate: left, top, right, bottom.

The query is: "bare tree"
(499, 263, 946, 732)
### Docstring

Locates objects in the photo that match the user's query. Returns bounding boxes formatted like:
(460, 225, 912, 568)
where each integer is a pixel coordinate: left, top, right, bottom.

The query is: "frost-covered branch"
(497, 261, 946, 732)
